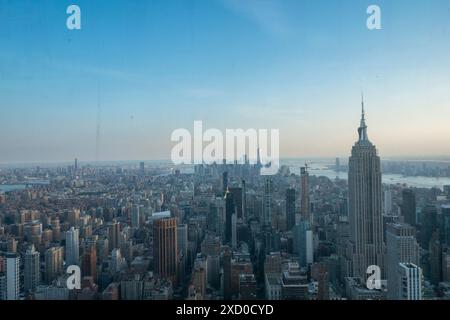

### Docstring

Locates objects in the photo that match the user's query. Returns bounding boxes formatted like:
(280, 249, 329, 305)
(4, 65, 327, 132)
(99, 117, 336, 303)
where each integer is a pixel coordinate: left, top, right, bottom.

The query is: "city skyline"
(1, 0, 450, 163)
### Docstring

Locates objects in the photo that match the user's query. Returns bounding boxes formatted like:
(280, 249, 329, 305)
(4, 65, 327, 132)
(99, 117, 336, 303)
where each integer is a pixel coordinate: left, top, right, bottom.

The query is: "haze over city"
(1, 0, 450, 163)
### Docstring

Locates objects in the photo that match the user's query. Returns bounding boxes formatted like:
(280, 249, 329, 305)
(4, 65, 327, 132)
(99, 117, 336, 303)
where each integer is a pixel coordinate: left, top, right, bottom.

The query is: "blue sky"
(1, 0, 450, 163)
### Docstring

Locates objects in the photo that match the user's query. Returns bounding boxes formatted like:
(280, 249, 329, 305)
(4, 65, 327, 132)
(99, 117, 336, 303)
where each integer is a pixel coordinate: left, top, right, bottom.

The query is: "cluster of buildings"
(1, 104, 450, 300)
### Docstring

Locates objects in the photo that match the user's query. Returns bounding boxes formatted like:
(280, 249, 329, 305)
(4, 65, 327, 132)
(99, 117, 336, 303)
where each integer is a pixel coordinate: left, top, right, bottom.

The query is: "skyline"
(1, 0, 450, 163)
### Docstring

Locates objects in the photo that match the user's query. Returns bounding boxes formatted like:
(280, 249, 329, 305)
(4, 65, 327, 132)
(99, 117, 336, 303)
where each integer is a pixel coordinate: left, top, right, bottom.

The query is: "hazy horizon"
(1, 0, 450, 163)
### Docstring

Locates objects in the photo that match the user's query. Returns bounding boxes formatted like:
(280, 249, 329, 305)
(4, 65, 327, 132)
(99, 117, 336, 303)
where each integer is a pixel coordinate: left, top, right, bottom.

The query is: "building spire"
(358, 93, 370, 144)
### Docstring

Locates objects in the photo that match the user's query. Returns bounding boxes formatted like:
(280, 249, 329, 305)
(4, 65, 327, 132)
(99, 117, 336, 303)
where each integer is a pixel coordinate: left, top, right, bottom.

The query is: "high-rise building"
(386, 223, 420, 299)
(68, 209, 80, 227)
(65, 227, 79, 266)
(241, 180, 247, 221)
(231, 213, 237, 249)
(301, 166, 310, 222)
(153, 217, 178, 281)
(441, 205, 450, 247)
(347, 100, 385, 280)
(108, 221, 120, 251)
(222, 246, 232, 300)
(45, 246, 64, 284)
(24, 245, 40, 294)
(384, 189, 393, 216)
(224, 189, 235, 245)
(396, 263, 423, 300)
(420, 205, 438, 249)
(139, 161, 145, 175)
(82, 245, 97, 281)
(6, 253, 20, 300)
(229, 187, 243, 219)
(401, 189, 417, 226)
(263, 178, 273, 227)
(317, 263, 330, 300)
(286, 188, 296, 231)
(294, 219, 314, 267)
(222, 171, 228, 195)
(131, 205, 140, 229)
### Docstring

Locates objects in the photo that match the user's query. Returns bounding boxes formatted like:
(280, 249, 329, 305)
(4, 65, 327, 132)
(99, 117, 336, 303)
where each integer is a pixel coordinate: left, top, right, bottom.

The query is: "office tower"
(110, 248, 124, 274)
(223, 246, 232, 300)
(335, 157, 340, 172)
(441, 205, 450, 247)
(153, 218, 178, 281)
(82, 245, 97, 281)
(224, 189, 235, 244)
(347, 100, 384, 280)
(45, 246, 64, 284)
(396, 263, 423, 300)
(206, 255, 220, 290)
(6, 253, 20, 300)
(65, 227, 79, 266)
(317, 263, 330, 300)
(429, 231, 442, 285)
(301, 166, 310, 221)
(286, 188, 296, 231)
(108, 221, 120, 251)
(177, 224, 188, 259)
(420, 205, 438, 249)
(294, 219, 314, 267)
(24, 245, 40, 294)
(229, 187, 243, 219)
(242, 180, 247, 221)
(96, 238, 109, 264)
(222, 171, 228, 195)
(384, 189, 393, 215)
(263, 178, 273, 227)
(139, 161, 145, 175)
(386, 223, 420, 299)
(402, 189, 417, 226)
(231, 213, 237, 249)
(131, 205, 140, 229)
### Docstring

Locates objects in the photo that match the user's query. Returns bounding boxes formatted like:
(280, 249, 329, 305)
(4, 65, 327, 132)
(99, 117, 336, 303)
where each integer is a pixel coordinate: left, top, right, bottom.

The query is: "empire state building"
(347, 98, 385, 281)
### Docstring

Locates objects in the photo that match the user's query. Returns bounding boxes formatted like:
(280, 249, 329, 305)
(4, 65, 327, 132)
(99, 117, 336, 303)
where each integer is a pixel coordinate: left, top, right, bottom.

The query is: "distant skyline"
(1, 0, 450, 163)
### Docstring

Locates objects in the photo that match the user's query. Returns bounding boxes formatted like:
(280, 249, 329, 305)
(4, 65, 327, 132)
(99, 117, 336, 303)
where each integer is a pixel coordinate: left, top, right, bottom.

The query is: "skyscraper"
(402, 189, 417, 226)
(286, 188, 296, 231)
(294, 219, 314, 267)
(6, 253, 20, 300)
(224, 188, 235, 245)
(222, 171, 228, 195)
(24, 245, 40, 294)
(347, 99, 385, 280)
(65, 227, 79, 266)
(263, 178, 273, 227)
(45, 246, 64, 284)
(301, 166, 310, 222)
(82, 244, 97, 281)
(153, 217, 178, 282)
(108, 221, 120, 251)
(386, 223, 420, 299)
(397, 263, 423, 300)
(131, 205, 140, 229)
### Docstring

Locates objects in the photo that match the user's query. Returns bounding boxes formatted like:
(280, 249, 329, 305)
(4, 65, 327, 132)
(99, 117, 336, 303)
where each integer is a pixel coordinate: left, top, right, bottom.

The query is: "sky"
(1, 0, 450, 163)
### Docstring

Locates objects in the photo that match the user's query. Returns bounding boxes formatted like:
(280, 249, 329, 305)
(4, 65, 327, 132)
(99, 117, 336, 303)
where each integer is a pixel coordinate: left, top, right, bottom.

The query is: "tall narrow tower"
(347, 97, 385, 280)
(301, 165, 310, 222)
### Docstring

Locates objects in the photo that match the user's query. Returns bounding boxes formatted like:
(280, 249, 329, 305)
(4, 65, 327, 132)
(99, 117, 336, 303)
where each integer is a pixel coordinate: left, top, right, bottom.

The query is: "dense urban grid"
(1, 107, 450, 300)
